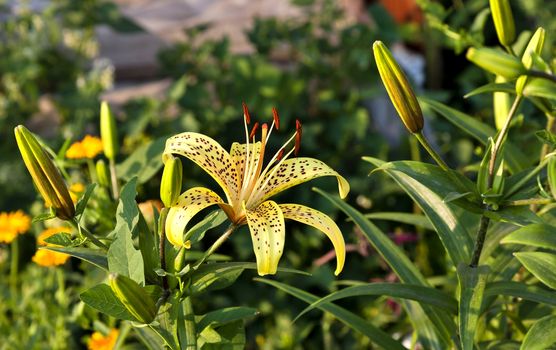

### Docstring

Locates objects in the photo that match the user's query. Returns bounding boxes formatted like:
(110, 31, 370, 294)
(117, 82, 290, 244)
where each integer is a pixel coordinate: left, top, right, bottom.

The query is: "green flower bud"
(95, 159, 110, 187)
(100, 101, 119, 160)
(466, 47, 524, 79)
(493, 76, 511, 130)
(516, 27, 546, 94)
(14, 125, 75, 220)
(373, 41, 424, 134)
(109, 273, 157, 324)
(489, 0, 515, 46)
(548, 158, 556, 200)
(522, 78, 556, 101)
(160, 156, 183, 207)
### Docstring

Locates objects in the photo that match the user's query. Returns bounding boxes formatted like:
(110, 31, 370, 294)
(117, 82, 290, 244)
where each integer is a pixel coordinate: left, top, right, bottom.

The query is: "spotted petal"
(254, 158, 350, 204)
(279, 204, 345, 275)
(245, 200, 285, 276)
(166, 187, 225, 247)
(230, 142, 262, 188)
(164, 132, 240, 202)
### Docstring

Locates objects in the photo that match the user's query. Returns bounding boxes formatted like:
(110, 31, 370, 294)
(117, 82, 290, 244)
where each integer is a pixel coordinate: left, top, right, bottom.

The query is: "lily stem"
(159, 208, 169, 292)
(414, 132, 449, 171)
(192, 224, 237, 269)
(109, 158, 119, 200)
(470, 94, 522, 267)
(70, 219, 108, 250)
(182, 297, 197, 350)
(503, 198, 553, 206)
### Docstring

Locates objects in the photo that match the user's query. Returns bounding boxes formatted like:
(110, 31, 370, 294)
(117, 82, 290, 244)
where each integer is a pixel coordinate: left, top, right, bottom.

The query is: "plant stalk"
(70, 219, 108, 250)
(182, 297, 197, 350)
(526, 70, 556, 84)
(159, 207, 170, 292)
(469, 214, 491, 267)
(503, 197, 553, 206)
(414, 132, 450, 171)
(109, 158, 119, 200)
(192, 224, 237, 270)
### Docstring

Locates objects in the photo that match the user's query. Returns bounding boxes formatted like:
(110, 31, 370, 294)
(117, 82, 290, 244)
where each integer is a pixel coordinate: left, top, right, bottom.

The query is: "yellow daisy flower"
(88, 328, 119, 350)
(32, 227, 71, 267)
(164, 104, 349, 276)
(66, 135, 104, 159)
(0, 210, 31, 243)
(69, 182, 85, 204)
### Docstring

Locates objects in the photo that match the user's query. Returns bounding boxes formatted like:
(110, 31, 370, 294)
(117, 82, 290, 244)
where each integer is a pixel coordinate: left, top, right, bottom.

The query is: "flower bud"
(100, 101, 118, 160)
(522, 78, 556, 100)
(489, 0, 515, 46)
(109, 273, 157, 324)
(493, 76, 511, 130)
(373, 41, 424, 134)
(95, 159, 110, 187)
(160, 156, 183, 207)
(516, 27, 546, 95)
(14, 125, 75, 220)
(466, 47, 524, 79)
(548, 158, 556, 200)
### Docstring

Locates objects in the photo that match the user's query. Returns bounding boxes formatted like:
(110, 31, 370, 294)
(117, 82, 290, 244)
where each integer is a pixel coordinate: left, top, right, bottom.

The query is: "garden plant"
(3, 0, 556, 349)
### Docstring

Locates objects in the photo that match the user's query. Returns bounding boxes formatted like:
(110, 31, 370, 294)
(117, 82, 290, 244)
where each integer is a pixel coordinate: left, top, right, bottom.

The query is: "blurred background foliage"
(0, 0, 555, 348)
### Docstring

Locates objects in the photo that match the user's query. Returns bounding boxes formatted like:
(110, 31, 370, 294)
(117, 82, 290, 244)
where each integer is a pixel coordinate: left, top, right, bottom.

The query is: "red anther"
(242, 102, 251, 124)
(294, 119, 302, 156)
(272, 107, 280, 130)
(249, 122, 259, 139)
(276, 149, 285, 161)
(261, 123, 268, 131)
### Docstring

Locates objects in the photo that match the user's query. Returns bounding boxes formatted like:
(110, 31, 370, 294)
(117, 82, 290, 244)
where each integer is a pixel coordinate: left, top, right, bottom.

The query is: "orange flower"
(69, 182, 85, 204)
(88, 329, 119, 350)
(32, 227, 71, 267)
(0, 210, 31, 243)
(66, 135, 103, 159)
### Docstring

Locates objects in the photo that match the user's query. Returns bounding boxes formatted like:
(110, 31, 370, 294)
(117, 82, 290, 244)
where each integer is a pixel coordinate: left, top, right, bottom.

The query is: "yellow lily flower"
(163, 104, 349, 276)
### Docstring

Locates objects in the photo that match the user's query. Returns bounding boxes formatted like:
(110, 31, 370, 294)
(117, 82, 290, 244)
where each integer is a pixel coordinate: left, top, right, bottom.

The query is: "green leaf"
(43, 232, 73, 247)
(201, 320, 246, 350)
(364, 212, 433, 230)
(134, 328, 167, 350)
(501, 223, 556, 250)
(457, 264, 490, 350)
(295, 282, 457, 321)
(116, 137, 166, 184)
(108, 178, 145, 284)
(256, 278, 406, 350)
(32, 208, 57, 223)
(315, 187, 455, 349)
(535, 130, 556, 148)
(42, 246, 107, 270)
(364, 158, 474, 265)
(420, 97, 529, 173)
(484, 281, 556, 308)
(184, 210, 228, 244)
(75, 183, 96, 218)
(189, 262, 308, 295)
(520, 315, 556, 350)
(523, 78, 556, 101)
(197, 307, 258, 331)
(464, 81, 515, 98)
(80, 284, 137, 321)
(514, 251, 556, 289)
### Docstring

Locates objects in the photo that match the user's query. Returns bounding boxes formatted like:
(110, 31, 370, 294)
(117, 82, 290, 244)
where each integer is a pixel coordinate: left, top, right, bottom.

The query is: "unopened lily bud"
(373, 41, 423, 134)
(100, 101, 118, 160)
(160, 156, 183, 207)
(489, 0, 515, 46)
(493, 76, 511, 130)
(548, 158, 556, 200)
(516, 27, 546, 94)
(109, 273, 157, 324)
(95, 159, 110, 187)
(466, 47, 524, 79)
(14, 125, 75, 220)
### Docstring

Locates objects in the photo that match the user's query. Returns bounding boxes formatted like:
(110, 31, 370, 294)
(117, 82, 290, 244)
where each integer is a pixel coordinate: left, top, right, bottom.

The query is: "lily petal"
(166, 187, 225, 247)
(255, 158, 350, 204)
(230, 142, 262, 187)
(245, 200, 285, 276)
(279, 204, 345, 275)
(164, 132, 239, 203)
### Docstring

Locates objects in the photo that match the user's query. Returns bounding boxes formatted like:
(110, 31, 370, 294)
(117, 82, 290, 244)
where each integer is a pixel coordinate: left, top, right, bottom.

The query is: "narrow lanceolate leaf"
(420, 97, 529, 173)
(466, 47, 524, 79)
(295, 282, 458, 321)
(364, 212, 434, 231)
(364, 158, 474, 265)
(457, 264, 490, 350)
(315, 188, 455, 349)
(484, 281, 556, 308)
(520, 315, 556, 350)
(197, 307, 259, 331)
(256, 278, 407, 350)
(501, 223, 556, 250)
(514, 251, 556, 289)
